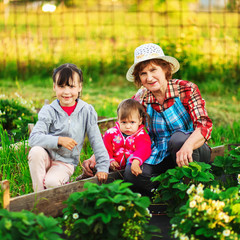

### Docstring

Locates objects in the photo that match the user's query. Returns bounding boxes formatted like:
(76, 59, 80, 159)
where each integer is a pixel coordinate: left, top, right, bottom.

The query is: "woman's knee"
(168, 131, 189, 152)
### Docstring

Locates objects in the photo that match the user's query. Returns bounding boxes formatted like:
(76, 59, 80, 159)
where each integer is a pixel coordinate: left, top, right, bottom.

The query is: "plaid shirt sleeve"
(182, 82, 212, 141)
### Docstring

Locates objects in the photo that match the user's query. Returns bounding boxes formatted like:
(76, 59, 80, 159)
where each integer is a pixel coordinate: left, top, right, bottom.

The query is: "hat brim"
(126, 56, 180, 82)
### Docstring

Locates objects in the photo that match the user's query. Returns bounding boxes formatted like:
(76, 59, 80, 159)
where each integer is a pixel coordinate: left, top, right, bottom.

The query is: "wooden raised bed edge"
(1, 145, 226, 217)
(2, 170, 124, 217)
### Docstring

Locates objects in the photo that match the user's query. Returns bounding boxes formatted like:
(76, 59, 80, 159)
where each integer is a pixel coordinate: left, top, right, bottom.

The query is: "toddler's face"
(118, 110, 142, 136)
(53, 72, 82, 107)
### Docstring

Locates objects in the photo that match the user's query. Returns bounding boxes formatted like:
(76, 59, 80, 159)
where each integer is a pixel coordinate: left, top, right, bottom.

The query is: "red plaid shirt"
(133, 79, 212, 141)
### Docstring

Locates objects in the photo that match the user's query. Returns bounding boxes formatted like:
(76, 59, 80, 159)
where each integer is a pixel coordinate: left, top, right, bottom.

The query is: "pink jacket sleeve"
(103, 131, 115, 162)
(128, 130, 152, 165)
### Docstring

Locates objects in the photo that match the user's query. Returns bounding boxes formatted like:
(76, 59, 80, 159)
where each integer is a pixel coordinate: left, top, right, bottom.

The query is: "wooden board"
(210, 145, 225, 162)
(6, 145, 225, 217)
(9, 170, 123, 217)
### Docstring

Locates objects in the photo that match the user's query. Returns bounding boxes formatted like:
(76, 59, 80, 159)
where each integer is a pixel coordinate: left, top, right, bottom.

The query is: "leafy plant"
(152, 162, 215, 216)
(0, 95, 37, 141)
(0, 209, 63, 240)
(62, 180, 160, 240)
(212, 146, 240, 188)
(170, 184, 240, 240)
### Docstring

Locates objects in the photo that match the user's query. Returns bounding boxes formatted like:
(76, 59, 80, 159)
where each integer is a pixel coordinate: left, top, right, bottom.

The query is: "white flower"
(237, 174, 240, 185)
(187, 184, 195, 195)
(171, 224, 177, 229)
(174, 230, 179, 238)
(181, 219, 185, 224)
(189, 200, 197, 208)
(180, 234, 189, 240)
(196, 183, 204, 195)
(64, 215, 68, 220)
(72, 213, 79, 219)
(223, 229, 231, 236)
(118, 205, 125, 211)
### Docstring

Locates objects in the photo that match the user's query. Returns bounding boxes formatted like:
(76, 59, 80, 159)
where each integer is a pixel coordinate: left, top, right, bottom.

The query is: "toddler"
(103, 99, 151, 176)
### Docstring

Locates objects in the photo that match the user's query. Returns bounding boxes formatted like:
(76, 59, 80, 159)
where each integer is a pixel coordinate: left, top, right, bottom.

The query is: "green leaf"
(195, 227, 207, 236)
(232, 203, 240, 214)
(181, 167, 193, 178)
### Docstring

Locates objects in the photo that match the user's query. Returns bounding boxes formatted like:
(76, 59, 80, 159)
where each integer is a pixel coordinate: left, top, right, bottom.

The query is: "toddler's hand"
(110, 160, 120, 171)
(58, 137, 77, 150)
(131, 159, 142, 176)
(96, 172, 108, 183)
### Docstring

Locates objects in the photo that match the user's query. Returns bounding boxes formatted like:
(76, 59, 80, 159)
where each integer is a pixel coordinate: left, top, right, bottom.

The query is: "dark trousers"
(123, 131, 211, 197)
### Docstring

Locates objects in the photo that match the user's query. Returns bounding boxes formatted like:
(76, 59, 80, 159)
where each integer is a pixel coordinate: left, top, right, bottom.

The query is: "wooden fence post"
(1, 180, 10, 210)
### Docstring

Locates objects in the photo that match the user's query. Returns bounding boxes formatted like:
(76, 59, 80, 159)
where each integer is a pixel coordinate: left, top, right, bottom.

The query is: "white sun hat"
(126, 43, 180, 82)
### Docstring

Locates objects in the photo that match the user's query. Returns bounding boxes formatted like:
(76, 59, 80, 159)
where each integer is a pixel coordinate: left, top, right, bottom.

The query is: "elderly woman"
(79, 43, 212, 197)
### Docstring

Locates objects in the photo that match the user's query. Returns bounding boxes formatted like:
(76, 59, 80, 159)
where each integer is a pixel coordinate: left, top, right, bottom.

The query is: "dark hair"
(132, 59, 173, 87)
(117, 99, 150, 126)
(52, 63, 83, 86)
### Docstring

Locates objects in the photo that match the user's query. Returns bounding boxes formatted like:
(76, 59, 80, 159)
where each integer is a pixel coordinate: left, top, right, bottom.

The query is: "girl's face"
(118, 110, 142, 136)
(139, 63, 167, 95)
(53, 72, 82, 107)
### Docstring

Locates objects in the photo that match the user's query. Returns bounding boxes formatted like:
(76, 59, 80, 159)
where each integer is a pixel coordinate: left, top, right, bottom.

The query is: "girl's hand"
(110, 160, 120, 171)
(58, 137, 77, 150)
(96, 172, 108, 183)
(131, 159, 142, 176)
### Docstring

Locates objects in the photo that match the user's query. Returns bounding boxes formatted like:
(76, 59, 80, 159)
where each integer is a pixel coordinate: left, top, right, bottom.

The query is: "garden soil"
(149, 204, 175, 240)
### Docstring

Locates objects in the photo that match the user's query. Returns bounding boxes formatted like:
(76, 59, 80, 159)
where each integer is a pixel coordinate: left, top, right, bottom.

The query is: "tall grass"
(0, 125, 32, 196)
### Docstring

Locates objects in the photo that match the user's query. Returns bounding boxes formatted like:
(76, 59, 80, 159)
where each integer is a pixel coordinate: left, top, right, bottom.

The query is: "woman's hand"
(110, 160, 120, 171)
(176, 144, 193, 167)
(96, 172, 108, 183)
(176, 128, 205, 167)
(58, 137, 77, 150)
(131, 159, 142, 176)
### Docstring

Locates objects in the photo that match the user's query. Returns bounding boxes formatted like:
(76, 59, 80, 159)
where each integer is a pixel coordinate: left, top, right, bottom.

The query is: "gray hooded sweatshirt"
(29, 99, 110, 173)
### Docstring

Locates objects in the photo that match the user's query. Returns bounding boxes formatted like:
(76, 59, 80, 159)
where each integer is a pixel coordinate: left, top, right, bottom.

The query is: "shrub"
(62, 180, 160, 240)
(0, 95, 37, 141)
(212, 146, 240, 188)
(152, 162, 215, 216)
(170, 184, 240, 240)
(0, 209, 63, 240)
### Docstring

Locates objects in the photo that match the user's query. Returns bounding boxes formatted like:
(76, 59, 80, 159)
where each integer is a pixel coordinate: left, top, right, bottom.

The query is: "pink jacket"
(103, 122, 152, 169)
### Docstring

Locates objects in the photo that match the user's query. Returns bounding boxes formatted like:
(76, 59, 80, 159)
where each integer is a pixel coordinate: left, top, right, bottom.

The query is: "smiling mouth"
(148, 82, 157, 85)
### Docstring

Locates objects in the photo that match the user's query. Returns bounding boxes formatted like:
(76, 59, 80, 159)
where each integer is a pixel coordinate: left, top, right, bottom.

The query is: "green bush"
(170, 185, 240, 240)
(212, 146, 240, 188)
(0, 209, 63, 240)
(0, 96, 37, 141)
(62, 180, 160, 240)
(152, 162, 215, 216)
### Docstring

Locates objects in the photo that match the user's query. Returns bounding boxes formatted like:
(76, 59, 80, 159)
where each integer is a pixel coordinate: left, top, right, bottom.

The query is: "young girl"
(28, 63, 110, 192)
(103, 99, 152, 176)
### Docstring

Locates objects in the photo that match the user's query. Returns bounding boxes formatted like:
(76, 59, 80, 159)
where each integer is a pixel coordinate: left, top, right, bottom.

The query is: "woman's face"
(139, 63, 167, 94)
